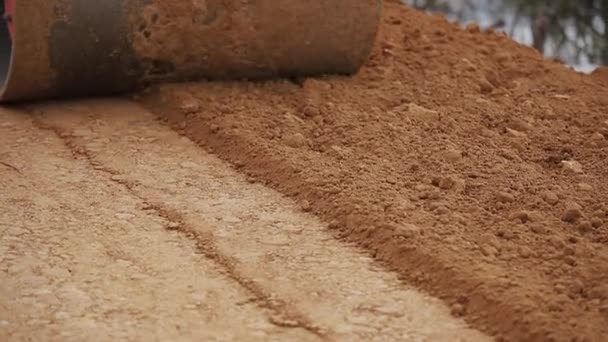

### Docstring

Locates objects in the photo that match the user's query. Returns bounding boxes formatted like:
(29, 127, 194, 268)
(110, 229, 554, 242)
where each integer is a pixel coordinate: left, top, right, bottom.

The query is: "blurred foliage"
(403, 0, 607, 67)
(505, 0, 606, 66)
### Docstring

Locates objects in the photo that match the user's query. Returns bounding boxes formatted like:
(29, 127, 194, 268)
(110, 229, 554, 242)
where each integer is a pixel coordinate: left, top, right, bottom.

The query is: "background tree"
(403, 0, 607, 69)
(505, 0, 606, 66)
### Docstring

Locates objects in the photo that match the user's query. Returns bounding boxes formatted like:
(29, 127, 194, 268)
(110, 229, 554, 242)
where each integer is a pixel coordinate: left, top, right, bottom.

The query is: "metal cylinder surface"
(0, 0, 382, 103)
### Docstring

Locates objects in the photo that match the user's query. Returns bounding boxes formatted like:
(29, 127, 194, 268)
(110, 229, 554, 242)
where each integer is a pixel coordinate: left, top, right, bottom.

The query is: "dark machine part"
(0, 0, 382, 103)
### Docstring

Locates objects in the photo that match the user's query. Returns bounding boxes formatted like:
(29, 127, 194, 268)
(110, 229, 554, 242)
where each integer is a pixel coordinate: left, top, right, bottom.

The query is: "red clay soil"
(140, 1, 608, 341)
(592, 66, 608, 86)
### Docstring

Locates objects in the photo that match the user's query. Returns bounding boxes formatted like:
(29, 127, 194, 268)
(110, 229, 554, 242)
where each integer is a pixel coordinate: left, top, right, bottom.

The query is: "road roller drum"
(0, 0, 382, 102)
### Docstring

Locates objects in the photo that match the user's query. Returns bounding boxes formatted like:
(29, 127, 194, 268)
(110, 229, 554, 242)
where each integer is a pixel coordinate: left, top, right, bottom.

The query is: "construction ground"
(1, 1, 608, 341)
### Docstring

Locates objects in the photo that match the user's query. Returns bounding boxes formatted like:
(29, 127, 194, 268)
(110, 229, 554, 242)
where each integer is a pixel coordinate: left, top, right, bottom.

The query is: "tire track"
(30, 99, 491, 342)
(29, 112, 328, 339)
(0, 107, 318, 342)
(34, 115, 329, 338)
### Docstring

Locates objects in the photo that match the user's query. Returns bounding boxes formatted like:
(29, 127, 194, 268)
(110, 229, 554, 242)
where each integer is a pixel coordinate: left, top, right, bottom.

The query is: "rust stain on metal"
(129, 0, 382, 82)
(1, 0, 381, 102)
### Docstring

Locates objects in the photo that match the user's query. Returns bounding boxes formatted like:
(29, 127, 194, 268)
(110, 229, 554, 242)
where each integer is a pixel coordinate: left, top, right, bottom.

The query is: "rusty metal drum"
(0, 0, 382, 103)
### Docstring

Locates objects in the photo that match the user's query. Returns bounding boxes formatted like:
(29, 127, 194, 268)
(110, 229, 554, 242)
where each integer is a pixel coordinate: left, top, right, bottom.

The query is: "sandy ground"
(1, 1, 607, 341)
(139, 1, 608, 341)
(0, 101, 488, 341)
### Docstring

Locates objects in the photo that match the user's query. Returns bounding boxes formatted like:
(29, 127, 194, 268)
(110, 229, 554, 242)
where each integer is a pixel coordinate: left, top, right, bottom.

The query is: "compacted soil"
(1, 1, 607, 341)
(0, 101, 488, 341)
(139, 1, 608, 341)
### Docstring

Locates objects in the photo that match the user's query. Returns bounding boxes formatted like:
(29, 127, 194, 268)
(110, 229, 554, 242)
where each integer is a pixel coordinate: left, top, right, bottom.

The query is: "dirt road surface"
(1, 1, 607, 341)
(0, 101, 489, 341)
(140, 2, 608, 341)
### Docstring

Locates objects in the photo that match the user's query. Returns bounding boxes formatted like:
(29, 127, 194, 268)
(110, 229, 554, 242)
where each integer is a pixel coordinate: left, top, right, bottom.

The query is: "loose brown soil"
(141, 1, 608, 341)
(1, 102, 488, 341)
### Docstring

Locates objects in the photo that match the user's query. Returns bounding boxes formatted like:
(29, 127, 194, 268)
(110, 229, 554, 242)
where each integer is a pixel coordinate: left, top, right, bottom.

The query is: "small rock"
(563, 256, 576, 266)
(210, 124, 220, 134)
(561, 160, 584, 174)
(283, 133, 308, 148)
(481, 245, 498, 257)
(466, 23, 480, 33)
(577, 183, 593, 192)
(549, 236, 565, 249)
(438, 177, 456, 190)
(428, 202, 442, 211)
(180, 99, 201, 114)
(407, 103, 439, 121)
(508, 117, 533, 132)
(431, 177, 441, 187)
(600, 304, 608, 316)
(588, 285, 608, 300)
(541, 191, 559, 205)
(566, 201, 583, 210)
(180, 161, 199, 169)
(451, 303, 465, 316)
(577, 221, 592, 233)
(530, 224, 547, 234)
(301, 104, 320, 118)
(460, 58, 477, 72)
(567, 235, 579, 244)
(510, 140, 526, 153)
(328, 145, 348, 160)
(495, 52, 512, 64)
(562, 208, 583, 223)
(506, 128, 527, 138)
(115, 212, 135, 220)
(479, 78, 494, 94)
(562, 202, 583, 223)
(393, 224, 423, 239)
(435, 206, 450, 215)
(496, 191, 515, 203)
(301, 200, 312, 212)
(563, 246, 576, 256)
(167, 222, 180, 230)
(452, 178, 467, 193)
(496, 229, 515, 240)
(419, 188, 442, 200)
(444, 149, 463, 163)
(0, 122, 13, 128)
(393, 199, 416, 213)
(591, 218, 603, 228)
(591, 132, 605, 142)
(518, 246, 533, 258)
(510, 211, 530, 223)
(110, 175, 128, 182)
(498, 148, 519, 160)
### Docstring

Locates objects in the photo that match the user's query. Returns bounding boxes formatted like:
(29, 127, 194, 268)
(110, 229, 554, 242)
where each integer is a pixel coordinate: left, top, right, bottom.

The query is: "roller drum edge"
(0, 0, 382, 103)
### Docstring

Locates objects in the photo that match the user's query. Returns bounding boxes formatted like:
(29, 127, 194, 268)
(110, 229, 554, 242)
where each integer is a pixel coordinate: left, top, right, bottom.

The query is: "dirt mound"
(141, 1, 608, 341)
(592, 67, 608, 85)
